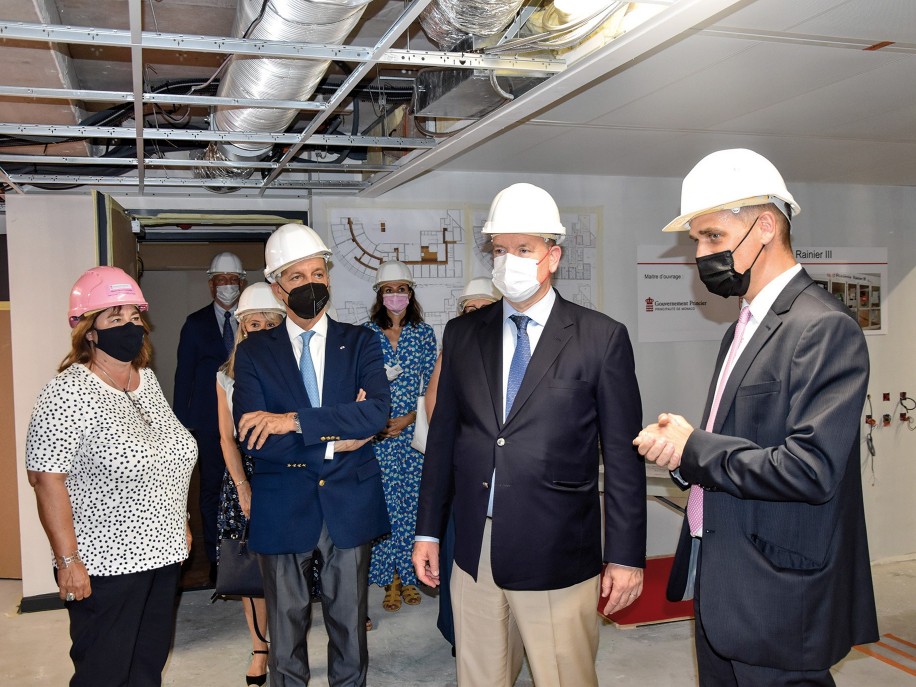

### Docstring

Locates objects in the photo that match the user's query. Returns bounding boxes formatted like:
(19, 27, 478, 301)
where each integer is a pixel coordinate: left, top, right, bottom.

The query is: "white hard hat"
(481, 183, 566, 244)
(458, 277, 500, 310)
(373, 260, 414, 291)
(208, 251, 246, 278)
(264, 223, 332, 283)
(663, 148, 801, 233)
(235, 282, 286, 321)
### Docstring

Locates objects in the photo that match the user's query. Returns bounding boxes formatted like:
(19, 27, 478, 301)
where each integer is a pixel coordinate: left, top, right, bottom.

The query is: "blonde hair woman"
(215, 283, 285, 686)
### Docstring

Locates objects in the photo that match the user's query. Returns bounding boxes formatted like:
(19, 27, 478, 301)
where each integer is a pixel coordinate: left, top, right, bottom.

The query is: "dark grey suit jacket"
(416, 290, 646, 591)
(668, 268, 879, 670)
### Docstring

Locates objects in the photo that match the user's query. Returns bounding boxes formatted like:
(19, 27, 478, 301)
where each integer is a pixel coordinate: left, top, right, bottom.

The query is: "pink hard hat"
(68, 266, 148, 328)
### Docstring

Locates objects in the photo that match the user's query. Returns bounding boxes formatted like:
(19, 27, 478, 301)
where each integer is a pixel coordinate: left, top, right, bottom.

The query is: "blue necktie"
(299, 330, 320, 407)
(506, 315, 531, 415)
(222, 310, 234, 355)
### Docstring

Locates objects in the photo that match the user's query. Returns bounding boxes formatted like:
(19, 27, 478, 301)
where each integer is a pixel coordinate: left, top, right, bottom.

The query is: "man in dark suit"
(174, 251, 247, 570)
(413, 184, 646, 687)
(233, 223, 390, 687)
(635, 149, 878, 685)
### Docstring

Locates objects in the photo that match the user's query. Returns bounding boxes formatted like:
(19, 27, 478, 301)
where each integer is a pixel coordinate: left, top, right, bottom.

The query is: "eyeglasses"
(123, 390, 152, 426)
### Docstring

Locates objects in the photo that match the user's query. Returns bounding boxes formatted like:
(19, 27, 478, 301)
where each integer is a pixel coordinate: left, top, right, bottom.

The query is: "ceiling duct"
(200, 0, 372, 176)
(420, 0, 525, 50)
(415, 1, 634, 121)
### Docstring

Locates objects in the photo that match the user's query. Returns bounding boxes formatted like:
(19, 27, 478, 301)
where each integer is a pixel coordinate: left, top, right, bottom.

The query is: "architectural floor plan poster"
(325, 204, 601, 343)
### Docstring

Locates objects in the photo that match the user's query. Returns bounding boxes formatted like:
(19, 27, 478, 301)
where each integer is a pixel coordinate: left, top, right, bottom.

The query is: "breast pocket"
(546, 379, 594, 417)
(735, 380, 781, 443)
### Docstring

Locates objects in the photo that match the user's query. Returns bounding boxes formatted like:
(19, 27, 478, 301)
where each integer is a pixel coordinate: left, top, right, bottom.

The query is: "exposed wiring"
(894, 395, 916, 431)
(484, 2, 626, 54)
(189, 0, 270, 97)
(863, 394, 876, 485)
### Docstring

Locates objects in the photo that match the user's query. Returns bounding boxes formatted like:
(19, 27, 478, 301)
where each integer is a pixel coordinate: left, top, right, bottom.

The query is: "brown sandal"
(401, 584, 422, 605)
(382, 582, 402, 612)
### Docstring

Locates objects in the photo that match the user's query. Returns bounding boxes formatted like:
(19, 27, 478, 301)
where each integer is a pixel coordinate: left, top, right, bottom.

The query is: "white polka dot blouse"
(26, 364, 198, 576)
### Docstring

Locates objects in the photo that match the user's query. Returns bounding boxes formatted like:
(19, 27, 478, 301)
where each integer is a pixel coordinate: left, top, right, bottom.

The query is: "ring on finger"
(65, 592, 75, 602)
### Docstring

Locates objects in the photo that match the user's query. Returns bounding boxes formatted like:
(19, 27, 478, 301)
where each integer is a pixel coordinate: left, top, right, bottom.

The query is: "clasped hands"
(378, 411, 415, 439)
(633, 413, 694, 470)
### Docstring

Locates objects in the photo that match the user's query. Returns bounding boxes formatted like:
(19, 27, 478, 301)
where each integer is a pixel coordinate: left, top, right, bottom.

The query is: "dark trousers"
(196, 431, 223, 564)
(65, 563, 181, 687)
(259, 523, 370, 687)
(694, 545, 835, 687)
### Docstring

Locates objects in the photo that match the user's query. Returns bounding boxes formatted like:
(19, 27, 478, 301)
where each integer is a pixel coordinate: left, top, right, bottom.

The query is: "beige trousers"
(450, 519, 600, 687)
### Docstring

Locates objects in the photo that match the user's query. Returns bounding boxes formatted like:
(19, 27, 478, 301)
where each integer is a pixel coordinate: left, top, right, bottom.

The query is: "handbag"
(411, 395, 429, 453)
(214, 524, 263, 598)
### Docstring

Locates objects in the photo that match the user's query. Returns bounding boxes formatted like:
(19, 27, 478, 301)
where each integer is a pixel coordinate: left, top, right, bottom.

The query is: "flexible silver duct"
(211, 0, 372, 161)
(420, 0, 524, 50)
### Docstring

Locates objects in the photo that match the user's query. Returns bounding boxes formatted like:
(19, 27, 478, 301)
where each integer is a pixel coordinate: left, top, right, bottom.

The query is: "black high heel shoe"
(246, 649, 268, 686)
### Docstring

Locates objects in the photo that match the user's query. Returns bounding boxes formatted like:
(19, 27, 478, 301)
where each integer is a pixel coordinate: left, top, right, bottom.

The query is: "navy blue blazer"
(174, 303, 228, 434)
(416, 291, 646, 591)
(668, 269, 878, 670)
(232, 317, 391, 554)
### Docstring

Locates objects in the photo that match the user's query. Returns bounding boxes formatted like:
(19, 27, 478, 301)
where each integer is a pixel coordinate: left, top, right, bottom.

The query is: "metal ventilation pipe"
(211, 0, 372, 162)
(420, 0, 524, 50)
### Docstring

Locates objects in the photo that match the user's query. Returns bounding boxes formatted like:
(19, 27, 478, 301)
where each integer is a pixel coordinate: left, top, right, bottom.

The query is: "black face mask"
(281, 281, 330, 320)
(94, 322, 145, 362)
(696, 216, 764, 299)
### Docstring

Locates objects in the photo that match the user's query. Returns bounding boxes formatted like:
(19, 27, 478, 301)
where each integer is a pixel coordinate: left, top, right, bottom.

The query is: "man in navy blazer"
(174, 251, 247, 568)
(636, 149, 878, 685)
(233, 224, 390, 687)
(413, 184, 646, 687)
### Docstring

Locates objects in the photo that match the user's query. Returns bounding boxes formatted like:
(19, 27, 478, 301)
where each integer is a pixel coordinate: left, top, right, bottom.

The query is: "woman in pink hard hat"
(25, 266, 197, 687)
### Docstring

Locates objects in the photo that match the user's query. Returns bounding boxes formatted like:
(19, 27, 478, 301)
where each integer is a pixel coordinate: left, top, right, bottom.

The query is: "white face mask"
(215, 284, 241, 306)
(492, 253, 543, 303)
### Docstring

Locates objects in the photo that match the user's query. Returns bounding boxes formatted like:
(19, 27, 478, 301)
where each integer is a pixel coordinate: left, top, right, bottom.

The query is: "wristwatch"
(292, 412, 302, 433)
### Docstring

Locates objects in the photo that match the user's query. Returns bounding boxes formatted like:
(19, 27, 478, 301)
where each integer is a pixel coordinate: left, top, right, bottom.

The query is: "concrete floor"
(1, 559, 914, 686)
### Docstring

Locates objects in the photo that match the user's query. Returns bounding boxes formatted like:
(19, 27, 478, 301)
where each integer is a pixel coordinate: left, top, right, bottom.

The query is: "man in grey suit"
(635, 149, 878, 686)
(413, 183, 646, 687)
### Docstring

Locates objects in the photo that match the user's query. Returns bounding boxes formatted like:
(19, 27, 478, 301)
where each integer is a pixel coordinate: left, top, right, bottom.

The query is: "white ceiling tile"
(791, 0, 916, 43)
(539, 34, 753, 125)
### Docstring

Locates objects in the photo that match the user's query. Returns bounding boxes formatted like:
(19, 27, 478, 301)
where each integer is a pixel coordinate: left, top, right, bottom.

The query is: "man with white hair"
(232, 224, 390, 687)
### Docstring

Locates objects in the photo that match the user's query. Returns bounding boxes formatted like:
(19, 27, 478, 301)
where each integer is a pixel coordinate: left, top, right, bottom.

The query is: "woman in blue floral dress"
(364, 261, 437, 613)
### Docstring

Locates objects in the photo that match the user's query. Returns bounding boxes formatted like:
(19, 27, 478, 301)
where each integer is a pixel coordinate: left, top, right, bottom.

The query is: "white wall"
(8, 195, 98, 597)
(10, 173, 916, 599)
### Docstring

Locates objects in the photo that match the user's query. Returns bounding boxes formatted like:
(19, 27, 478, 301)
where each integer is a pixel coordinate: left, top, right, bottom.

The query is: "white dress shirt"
(213, 301, 238, 336)
(285, 313, 335, 459)
(487, 288, 557, 516)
